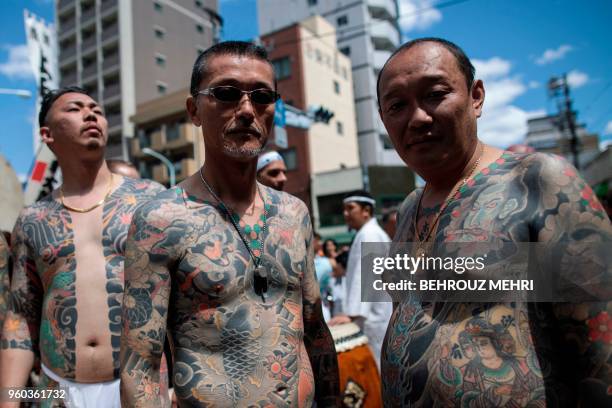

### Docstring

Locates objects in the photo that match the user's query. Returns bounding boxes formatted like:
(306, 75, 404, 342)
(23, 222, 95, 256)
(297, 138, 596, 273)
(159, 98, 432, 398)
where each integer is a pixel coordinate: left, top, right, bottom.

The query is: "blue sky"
(1, 0, 611, 178)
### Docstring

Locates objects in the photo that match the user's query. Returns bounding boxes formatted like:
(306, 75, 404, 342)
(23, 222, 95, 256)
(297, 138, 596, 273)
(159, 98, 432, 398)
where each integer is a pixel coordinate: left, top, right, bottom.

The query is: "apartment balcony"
(102, 23, 119, 43)
(370, 19, 400, 51)
(59, 18, 76, 35)
(81, 64, 97, 80)
(107, 113, 122, 130)
(101, 0, 118, 14)
(104, 83, 121, 102)
(81, 34, 97, 52)
(373, 49, 392, 71)
(59, 45, 77, 63)
(58, 0, 75, 15)
(153, 158, 197, 184)
(150, 124, 195, 151)
(368, 0, 397, 21)
(60, 71, 77, 87)
(102, 53, 119, 72)
(80, 7, 96, 24)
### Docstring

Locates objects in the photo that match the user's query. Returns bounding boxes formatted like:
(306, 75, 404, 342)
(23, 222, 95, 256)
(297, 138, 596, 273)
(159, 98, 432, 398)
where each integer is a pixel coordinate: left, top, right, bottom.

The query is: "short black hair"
(190, 41, 275, 96)
(376, 37, 475, 106)
(39, 86, 91, 127)
(344, 189, 375, 215)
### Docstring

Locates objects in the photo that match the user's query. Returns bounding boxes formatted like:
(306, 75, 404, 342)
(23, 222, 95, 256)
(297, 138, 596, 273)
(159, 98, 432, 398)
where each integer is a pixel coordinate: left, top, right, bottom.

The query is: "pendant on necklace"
(254, 265, 269, 300)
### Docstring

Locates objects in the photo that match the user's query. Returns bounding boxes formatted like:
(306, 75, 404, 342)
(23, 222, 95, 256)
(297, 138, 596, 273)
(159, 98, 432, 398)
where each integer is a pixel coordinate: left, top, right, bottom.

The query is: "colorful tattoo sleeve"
(300, 206, 341, 407)
(1, 215, 43, 354)
(120, 202, 173, 408)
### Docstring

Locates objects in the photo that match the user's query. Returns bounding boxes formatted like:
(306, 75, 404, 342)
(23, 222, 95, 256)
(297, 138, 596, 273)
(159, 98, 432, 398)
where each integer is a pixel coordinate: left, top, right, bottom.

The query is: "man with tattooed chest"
(0, 87, 165, 407)
(377, 38, 611, 407)
(119, 41, 339, 407)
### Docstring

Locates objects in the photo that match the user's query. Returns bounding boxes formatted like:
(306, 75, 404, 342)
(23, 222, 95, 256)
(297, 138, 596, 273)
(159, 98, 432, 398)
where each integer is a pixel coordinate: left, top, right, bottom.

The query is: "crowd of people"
(0, 37, 610, 408)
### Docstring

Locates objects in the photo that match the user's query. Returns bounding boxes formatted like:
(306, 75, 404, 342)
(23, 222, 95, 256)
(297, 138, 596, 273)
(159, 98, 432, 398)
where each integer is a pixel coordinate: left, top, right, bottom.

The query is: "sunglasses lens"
(251, 90, 278, 105)
(212, 86, 242, 102)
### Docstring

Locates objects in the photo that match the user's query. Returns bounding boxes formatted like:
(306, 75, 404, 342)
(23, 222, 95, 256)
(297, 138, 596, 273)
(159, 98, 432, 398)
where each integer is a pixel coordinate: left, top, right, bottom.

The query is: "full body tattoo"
(1, 178, 164, 383)
(382, 152, 611, 407)
(121, 185, 339, 407)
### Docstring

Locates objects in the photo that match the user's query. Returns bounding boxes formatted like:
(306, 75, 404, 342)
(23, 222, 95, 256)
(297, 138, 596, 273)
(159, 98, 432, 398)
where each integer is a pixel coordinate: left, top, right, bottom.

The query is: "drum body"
(330, 323, 382, 408)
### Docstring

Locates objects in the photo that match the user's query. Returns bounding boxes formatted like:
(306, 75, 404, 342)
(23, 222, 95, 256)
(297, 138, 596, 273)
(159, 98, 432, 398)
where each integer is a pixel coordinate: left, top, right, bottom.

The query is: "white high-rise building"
(257, 0, 403, 171)
(56, 0, 222, 159)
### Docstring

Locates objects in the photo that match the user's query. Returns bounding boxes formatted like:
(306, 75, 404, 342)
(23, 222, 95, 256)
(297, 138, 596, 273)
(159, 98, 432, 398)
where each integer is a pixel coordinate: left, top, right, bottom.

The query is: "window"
(154, 1, 162, 12)
(154, 26, 165, 39)
(337, 15, 348, 26)
(279, 148, 297, 170)
(157, 81, 167, 94)
(336, 121, 344, 135)
(155, 53, 166, 67)
(195, 0, 203, 7)
(272, 57, 291, 80)
(197, 46, 205, 56)
(315, 49, 322, 62)
(307, 0, 317, 6)
(380, 133, 394, 150)
(196, 24, 204, 33)
(333, 80, 340, 94)
(340, 46, 350, 56)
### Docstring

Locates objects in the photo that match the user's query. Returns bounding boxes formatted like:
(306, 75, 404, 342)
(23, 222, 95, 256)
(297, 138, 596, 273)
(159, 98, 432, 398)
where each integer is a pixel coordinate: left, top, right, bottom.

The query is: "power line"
(583, 80, 612, 112)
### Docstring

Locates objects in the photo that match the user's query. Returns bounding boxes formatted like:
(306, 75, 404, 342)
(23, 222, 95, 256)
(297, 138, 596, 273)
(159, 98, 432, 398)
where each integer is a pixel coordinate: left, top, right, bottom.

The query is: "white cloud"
(473, 57, 511, 80)
(473, 57, 544, 148)
(566, 69, 588, 88)
(398, 0, 442, 32)
(528, 81, 540, 89)
(481, 77, 526, 111)
(17, 173, 27, 184)
(605, 120, 612, 135)
(0, 44, 33, 80)
(535, 44, 573, 65)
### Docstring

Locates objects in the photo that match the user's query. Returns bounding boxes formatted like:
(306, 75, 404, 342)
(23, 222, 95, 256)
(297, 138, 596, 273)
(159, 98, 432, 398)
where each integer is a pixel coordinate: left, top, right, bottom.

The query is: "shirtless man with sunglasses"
(119, 41, 339, 407)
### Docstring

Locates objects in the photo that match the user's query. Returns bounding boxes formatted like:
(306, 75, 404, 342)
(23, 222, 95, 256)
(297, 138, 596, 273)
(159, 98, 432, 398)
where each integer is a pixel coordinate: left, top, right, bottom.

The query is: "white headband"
(257, 151, 285, 172)
(343, 196, 376, 206)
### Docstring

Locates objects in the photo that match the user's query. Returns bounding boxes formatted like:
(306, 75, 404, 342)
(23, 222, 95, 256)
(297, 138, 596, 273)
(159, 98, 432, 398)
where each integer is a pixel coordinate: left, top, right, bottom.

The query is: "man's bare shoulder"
(118, 177, 166, 199)
(131, 187, 187, 225)
(263, 186, 309, 217)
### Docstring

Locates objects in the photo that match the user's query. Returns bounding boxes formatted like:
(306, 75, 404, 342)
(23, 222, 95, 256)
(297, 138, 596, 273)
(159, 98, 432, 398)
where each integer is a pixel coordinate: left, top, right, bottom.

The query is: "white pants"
(41, 364, 121, 408)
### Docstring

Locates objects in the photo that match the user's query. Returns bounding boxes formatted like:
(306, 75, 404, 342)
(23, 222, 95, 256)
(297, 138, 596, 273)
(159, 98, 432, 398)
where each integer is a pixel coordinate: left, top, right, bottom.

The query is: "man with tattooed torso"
(377, 38, 611, 406)
(120, 41, 339, 407)
(0, 87, 164, 407)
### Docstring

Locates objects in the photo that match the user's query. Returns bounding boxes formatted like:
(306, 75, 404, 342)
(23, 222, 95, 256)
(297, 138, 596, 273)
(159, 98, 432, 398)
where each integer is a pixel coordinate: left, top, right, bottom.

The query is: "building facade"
(56, 0, 221, 159)
(262, 16, 362, 237)
(526, 114, 600, 170)
(130, 88, 203, 186)
(257, 0, 403, 170)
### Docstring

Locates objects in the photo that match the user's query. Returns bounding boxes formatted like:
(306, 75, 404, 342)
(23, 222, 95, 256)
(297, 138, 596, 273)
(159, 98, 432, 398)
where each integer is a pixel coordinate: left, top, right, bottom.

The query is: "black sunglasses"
(197, 86, 280, 105)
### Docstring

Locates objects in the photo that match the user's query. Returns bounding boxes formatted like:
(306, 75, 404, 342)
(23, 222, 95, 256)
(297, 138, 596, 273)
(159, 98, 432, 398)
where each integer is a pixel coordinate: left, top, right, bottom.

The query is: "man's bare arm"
(0, 217, 42, 404)
(300, 208, 340, 407)
(120, 203, 173, 407)
(535, 155, 612, 405)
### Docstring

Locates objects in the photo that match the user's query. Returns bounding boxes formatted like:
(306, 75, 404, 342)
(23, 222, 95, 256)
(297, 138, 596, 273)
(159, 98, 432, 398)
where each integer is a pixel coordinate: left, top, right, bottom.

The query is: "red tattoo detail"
(587, 311, 612, 344)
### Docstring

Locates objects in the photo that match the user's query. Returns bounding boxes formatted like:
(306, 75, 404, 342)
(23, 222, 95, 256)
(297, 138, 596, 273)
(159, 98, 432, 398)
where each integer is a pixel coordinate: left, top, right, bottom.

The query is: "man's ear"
(186, 96, 202, 127)
(40, 126, 54, 145)
(471, 79, 485, 118)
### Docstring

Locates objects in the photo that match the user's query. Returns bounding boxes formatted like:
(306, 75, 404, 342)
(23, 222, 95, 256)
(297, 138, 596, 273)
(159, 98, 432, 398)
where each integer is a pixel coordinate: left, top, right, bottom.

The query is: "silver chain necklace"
(198, 168, 269, 300)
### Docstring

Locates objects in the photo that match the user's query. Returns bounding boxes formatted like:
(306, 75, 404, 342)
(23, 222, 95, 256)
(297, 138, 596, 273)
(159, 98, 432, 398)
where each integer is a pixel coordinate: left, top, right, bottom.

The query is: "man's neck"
(59, 157, 112, 195)
(355, 216, 372, 231)
(201, 153, 259, 211)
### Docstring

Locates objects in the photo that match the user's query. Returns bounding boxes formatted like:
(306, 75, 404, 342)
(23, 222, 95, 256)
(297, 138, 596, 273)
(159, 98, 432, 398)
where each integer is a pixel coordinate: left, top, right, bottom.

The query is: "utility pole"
(548, 74, 580, 169)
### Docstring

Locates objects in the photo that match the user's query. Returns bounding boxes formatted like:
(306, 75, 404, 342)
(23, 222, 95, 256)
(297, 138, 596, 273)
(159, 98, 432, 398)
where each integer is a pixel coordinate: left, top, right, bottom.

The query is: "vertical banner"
(23, 10, 59, 204)
(273, 98, 288, 149)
